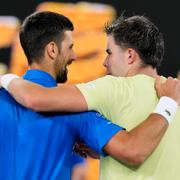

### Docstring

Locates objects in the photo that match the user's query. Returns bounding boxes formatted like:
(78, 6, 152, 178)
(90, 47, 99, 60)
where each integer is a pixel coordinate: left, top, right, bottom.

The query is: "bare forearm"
(104, 114, 168, 165)
(126, 113, 168, 163)
(8, 79, 88, 112)
(9, 79, 40, 109)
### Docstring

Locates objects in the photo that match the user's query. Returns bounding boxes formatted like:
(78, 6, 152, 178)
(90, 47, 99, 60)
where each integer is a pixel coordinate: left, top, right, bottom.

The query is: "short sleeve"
(70, 111, 124, 156)
(76, 76, 113, 111)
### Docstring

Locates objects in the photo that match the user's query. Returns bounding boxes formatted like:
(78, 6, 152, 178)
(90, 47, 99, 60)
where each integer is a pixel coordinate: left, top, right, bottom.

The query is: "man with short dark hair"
(1, 13, 180, 180)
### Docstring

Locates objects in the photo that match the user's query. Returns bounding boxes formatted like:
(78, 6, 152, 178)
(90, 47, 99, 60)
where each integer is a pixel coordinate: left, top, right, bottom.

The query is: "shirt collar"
(23, 69, 57, 87)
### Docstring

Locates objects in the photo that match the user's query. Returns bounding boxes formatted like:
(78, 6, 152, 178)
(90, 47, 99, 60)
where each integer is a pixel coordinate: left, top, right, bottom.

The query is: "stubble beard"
(56, 67, 68, 83)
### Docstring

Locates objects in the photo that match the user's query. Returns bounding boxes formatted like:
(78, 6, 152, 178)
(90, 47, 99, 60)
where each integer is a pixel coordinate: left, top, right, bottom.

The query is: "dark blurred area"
(0, 0, 179, 77)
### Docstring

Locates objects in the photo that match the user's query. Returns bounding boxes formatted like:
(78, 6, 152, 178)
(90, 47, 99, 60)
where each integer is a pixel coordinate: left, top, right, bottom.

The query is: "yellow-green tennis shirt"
(76, 74, 180, 180)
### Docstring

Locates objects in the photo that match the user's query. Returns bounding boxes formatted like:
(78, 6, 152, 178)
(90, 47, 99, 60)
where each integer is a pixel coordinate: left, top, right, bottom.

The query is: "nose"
(103, 56, 108, 67)
(72, 52, 77, 61)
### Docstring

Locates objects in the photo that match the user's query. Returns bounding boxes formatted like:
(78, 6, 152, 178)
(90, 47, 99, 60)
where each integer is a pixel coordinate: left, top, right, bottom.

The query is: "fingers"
(74, 142, 90, 158)
(73, 142, 100, 159)
(166, 77, 180, 104)
(155, 75, 162, 91)
(155, 76, 180, 103)
(74, 145, 87, 158)
(155, 76, 164, 98)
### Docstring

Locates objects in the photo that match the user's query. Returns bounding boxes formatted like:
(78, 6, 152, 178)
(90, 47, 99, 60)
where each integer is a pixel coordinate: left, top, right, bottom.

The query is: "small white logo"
(87, 82, 96, 89)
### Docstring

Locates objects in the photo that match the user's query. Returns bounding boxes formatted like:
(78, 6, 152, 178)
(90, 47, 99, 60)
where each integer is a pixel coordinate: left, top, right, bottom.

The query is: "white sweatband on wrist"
(1, 74, 20, 91)
(154, 96, 178, 123)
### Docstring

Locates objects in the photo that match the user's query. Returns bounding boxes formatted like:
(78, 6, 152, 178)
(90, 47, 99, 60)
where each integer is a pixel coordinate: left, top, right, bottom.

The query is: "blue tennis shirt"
(0, 69, 124, 180)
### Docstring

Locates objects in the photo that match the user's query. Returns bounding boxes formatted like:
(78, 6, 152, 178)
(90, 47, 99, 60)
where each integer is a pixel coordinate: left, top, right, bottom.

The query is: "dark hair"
(105, 15, 164, 68)
(19, 11, 74, 64)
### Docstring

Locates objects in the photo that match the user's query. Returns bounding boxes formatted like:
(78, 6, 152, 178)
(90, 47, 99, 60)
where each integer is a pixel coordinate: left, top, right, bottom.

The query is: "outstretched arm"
(0, 74, 180, 113)
(74, 113, 168, 165)
(105, 76, 180, 165)
(104, 113, 168, 165)
(74, 77, 180, 165)
(0, 75, 87, 112)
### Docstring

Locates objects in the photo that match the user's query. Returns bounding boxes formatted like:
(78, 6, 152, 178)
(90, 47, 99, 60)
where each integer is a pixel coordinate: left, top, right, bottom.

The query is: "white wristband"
(0, 74, 20, 91)
(154, 96, 178, 123)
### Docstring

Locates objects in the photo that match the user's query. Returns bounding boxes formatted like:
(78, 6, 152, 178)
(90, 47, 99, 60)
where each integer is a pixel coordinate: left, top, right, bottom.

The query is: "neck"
(126, 65, 158, 78)
(30, 62, 56, 79)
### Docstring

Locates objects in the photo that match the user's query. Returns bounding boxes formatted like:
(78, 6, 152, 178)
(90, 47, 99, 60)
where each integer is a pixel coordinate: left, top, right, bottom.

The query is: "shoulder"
(54, 111, 108, 124)
(112, 74, 155, 88)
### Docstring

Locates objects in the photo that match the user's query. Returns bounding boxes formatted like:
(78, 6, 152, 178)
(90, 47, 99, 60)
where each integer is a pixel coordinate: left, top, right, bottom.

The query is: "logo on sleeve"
(87, 82, 96, 89)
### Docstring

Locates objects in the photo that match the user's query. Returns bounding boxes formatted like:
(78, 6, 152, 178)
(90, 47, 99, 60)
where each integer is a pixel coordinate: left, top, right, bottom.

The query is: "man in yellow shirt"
(1, 14, 180, 180)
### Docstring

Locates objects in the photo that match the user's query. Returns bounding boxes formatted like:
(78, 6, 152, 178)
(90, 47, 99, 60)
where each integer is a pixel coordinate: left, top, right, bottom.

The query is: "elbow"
(22, 94, 39, 111)
(124, 149, 146, 166)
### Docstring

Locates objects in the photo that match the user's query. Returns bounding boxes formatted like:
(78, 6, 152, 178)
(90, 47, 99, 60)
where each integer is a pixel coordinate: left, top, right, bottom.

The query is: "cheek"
(107, 55, 115, 65)
(62, 53, 69, 63)
(55, 61, 62, 71)
(111, 56, 119, 67)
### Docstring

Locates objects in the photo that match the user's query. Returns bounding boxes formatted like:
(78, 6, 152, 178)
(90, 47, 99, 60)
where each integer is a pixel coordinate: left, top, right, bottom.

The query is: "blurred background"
(0, 0, 180, 78)
(0, 0, 179, 179)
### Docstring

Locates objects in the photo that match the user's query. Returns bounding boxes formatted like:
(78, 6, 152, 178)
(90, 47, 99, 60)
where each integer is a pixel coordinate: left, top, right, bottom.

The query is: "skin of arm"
(104, 113, 168, 165)
(6, 76, 180, 111)
(3, 76, 180, 165)
(8, 79, 87, 112)
(74, 113, 168, 166)
(11, 80, 168, 166)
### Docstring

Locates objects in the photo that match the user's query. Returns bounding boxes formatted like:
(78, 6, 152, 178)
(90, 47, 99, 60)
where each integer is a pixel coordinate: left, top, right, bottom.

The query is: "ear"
(45, 42, 59, 60)
(126, 48, 137, 65)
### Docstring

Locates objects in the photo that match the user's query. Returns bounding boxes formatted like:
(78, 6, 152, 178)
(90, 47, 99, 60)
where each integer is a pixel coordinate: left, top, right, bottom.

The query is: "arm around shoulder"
(104, 114, 168, 166)
(2, 76, 88, 112)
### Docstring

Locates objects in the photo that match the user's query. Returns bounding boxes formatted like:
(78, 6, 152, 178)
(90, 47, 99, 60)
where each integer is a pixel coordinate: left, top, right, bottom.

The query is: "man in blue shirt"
(0, 68, 124, 180)
(0, 11, 179, 180)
